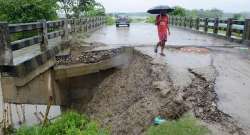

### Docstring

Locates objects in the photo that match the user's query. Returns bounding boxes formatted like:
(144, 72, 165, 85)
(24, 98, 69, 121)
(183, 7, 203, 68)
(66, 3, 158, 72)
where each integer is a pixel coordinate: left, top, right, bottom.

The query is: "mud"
(65, 47, 246, 135)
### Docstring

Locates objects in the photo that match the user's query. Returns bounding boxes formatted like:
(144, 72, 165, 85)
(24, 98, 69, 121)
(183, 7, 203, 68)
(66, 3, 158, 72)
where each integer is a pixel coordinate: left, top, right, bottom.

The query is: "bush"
(15, 112, 109, 135)
(146, 16, 156, 24)
(146, 115, 209, 135)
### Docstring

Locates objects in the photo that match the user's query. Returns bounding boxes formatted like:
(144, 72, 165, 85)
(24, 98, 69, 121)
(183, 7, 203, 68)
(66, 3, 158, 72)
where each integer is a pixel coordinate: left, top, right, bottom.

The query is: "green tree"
(58, 0, 105, 18)
(170, 6, 186, 16)
(0, 0, 58, 23)
(233, 13, 243, 20)
(187, 8, 223, 18)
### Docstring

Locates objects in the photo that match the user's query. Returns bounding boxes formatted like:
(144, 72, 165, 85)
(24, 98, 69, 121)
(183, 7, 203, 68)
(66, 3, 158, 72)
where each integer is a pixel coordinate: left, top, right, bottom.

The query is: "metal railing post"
(0, 22, 13, 65)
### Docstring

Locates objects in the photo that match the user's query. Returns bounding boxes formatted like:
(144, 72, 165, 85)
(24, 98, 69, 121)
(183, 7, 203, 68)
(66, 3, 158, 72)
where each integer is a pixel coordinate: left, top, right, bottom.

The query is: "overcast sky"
(96, 0, 250, 13)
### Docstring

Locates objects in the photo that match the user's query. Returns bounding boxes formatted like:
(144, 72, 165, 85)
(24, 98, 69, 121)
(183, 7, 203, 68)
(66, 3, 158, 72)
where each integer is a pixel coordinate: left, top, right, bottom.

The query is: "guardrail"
(169, 16, 250, 45)
(0, 16, 106, 66)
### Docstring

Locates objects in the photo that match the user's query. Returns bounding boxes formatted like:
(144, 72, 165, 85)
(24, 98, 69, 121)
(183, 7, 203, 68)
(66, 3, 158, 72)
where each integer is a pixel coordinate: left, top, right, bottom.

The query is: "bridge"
(1, 16, 250, 133)
(0, 16, 107, 105)
(0, 15, 250, 103)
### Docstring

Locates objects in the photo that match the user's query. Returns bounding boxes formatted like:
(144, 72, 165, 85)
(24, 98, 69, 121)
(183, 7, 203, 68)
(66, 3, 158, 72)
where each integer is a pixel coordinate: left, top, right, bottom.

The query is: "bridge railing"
(169, 16, 250, 45)
(0, 16, 106, 66)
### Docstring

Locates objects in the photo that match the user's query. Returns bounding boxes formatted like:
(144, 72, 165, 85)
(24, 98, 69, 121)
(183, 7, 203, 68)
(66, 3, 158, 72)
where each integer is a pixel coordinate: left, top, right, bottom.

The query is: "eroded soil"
(64, 47, 246, 135)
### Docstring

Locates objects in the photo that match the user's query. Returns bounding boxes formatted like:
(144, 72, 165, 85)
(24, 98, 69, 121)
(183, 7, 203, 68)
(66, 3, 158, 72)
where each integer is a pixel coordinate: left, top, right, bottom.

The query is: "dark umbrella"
(147, 5, 174, 14)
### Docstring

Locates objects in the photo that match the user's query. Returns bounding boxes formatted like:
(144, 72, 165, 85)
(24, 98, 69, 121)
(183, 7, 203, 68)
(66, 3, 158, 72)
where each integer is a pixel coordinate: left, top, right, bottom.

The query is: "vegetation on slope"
(15, 112, 109, 135)
(146, 115, 209, 135)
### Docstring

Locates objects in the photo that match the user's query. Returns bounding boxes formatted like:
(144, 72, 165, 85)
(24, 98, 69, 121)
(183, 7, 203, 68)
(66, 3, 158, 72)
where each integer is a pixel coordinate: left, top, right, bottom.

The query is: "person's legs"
(160, 38, 167, 56)
(155, 41, 161, 53)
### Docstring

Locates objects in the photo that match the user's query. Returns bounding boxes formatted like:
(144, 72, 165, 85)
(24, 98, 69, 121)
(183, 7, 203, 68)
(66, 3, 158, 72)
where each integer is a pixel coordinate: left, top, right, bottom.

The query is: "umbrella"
(147, 5, 174, 14)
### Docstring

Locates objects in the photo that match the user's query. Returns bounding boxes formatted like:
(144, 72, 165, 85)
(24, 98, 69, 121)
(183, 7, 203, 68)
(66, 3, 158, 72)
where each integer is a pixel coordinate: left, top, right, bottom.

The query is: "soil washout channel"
(57, 43, 246, 135)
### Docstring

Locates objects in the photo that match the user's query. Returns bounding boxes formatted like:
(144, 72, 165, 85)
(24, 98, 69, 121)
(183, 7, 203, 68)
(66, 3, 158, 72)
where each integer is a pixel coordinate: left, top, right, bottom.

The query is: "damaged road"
(60, 44, 249, 135)
(57, 40, 249, 135)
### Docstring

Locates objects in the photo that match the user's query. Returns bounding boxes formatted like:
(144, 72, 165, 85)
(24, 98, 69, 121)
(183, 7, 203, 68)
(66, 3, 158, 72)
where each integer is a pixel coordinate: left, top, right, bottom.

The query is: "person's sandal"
(160, 53, 166, 56)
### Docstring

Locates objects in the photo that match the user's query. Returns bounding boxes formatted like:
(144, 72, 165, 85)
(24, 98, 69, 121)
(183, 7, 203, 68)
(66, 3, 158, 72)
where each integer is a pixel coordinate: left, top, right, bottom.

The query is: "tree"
(0, 0, 58, 23)
(206, 8, 223, 18)
(233, 13, 243, 20)
(58, 0, 105, 18)
(170, 6, 186, 16)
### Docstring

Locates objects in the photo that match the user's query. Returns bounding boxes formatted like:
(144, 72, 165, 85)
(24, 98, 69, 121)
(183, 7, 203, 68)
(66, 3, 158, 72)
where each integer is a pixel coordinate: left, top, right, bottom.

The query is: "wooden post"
(0, 22, 13, 65)
(243, 19, 250, 41)
(62, 18, 69, 40)
(226, 18, 233, 39)
(204, 18, 208, 33)
(40, 20, 48, 52)
(196, 18, 200, 30)
(213, 18, 219, 34)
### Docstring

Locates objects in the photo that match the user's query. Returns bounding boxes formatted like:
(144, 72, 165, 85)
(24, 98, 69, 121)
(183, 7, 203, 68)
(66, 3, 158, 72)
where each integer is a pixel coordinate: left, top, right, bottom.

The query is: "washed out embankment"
(56, 42, 245, 135)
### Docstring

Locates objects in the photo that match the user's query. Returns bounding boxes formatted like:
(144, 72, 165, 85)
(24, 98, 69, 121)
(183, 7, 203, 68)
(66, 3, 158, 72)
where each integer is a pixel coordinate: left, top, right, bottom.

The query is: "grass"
(146, 115, 209, 135)
(14, 111, 109, 135)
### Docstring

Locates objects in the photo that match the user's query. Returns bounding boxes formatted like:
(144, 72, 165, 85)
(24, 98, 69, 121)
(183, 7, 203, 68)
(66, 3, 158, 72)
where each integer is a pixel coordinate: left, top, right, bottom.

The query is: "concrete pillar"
(183, 17, 187, 27)
(204, 18, 208, 33)
(0, 22, 13, 65)
(40, 20, 48, 51)
(0, 74, 4, 135)
(73, 18, 77, 33)
(213, 18, 219, 34)
(189, 17, 193, 29)
(226, 18, 233, 39)
(196, 18, 200, 30)
(62, 18, 69, 41)
(243, 19, 250, 41)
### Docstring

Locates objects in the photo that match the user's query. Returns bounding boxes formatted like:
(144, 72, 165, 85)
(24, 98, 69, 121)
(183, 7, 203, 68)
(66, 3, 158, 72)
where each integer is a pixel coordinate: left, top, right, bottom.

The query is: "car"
(116, 16, 130, 27)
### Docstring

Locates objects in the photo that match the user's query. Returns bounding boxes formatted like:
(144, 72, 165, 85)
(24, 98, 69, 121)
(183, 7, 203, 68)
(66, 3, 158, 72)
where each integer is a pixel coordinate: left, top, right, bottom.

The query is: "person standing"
(154, 13, 170, 56)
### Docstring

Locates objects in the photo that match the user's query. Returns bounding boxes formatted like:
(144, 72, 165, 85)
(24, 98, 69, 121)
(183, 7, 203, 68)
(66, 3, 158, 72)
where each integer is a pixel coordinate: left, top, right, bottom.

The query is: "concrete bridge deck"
(86, 23, 244, 47)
